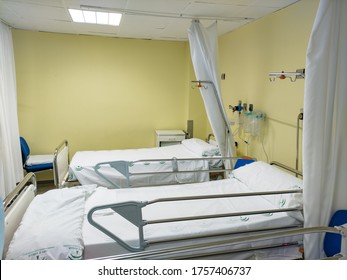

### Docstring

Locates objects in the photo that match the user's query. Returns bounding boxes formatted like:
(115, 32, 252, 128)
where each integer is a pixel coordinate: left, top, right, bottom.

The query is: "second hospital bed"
(5, 161, 316, 260)
(55, 138, 224, 188)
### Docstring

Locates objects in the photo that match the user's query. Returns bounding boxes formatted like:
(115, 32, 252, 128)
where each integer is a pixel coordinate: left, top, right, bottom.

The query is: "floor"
(36, 180, 80, 194)
(36, 180, 56, 194)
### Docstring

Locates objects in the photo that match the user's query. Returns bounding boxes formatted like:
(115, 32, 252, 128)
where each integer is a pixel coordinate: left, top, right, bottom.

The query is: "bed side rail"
(53, 140, 69, 188)
(270, 161, 303, 177)
(94, 156, 241, 188)
(3, 173, 36, 211)
(87, 188, 303, 253)
(3, 173, 37, 258)
(98, 224, 347, 260)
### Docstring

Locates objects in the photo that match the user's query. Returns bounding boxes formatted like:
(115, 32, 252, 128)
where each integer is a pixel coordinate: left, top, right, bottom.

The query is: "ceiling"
(0, 0, 300, 41)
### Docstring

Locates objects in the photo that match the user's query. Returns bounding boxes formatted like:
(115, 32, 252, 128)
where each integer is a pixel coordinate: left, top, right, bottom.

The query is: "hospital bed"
(5, 161, 345, 260)
(54, 138, 225, 188)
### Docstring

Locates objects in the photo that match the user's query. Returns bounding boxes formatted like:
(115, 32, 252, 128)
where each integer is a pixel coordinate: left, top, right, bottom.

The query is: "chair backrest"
(324, 209, 347, 257)
(234, 158, 255, 169)
(19, 137, 30, 164)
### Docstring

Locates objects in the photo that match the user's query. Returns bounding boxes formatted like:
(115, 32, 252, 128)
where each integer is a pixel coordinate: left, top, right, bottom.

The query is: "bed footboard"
(3, 173, 37, 258)
(53, 140, 69, 188)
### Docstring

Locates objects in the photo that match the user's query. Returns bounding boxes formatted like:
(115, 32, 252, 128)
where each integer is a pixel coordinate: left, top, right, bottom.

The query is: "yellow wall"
(219, 0, 319, 169)
(13, 31, 206, 151)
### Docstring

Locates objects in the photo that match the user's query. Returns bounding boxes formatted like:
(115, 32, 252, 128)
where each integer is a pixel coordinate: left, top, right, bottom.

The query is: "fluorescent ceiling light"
(83, 10, 96, 24)
(69, 9, 84, 23)
(108, 13, 122, 26)
(68, 9, 122, 26)
(96, 12, 108, 25)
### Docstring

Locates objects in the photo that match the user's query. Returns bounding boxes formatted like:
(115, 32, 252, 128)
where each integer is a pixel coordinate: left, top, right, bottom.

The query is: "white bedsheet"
(69, 141, 220, 188)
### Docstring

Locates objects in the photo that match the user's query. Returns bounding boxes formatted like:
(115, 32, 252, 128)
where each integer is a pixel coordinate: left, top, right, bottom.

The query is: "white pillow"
(181, 138, 220, 156)
(6, 187, 92, 260)
(232, 161, 303, 209)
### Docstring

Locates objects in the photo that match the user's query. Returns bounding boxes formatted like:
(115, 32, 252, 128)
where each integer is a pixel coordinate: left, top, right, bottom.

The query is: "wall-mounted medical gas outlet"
(229, 101, 253, 113)
(269, 68, 305, 82)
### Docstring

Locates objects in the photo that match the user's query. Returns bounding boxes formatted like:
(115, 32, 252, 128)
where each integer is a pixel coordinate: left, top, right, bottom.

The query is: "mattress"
(5, 161, 304, 260)
(69, 139, 221, 188)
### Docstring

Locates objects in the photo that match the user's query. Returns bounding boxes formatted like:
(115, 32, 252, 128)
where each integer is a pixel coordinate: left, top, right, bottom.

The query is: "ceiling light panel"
(96, 12, 108, 25)
(68, 9, 122, 26)
(83, 10, 96, 23)
(69, 9, 84, 22)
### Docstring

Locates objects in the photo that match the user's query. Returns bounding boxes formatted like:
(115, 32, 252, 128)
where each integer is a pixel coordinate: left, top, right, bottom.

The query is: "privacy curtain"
(0, 22, 23, 199)
(303, 0, 347, 259)
(187, 20, 235, 158)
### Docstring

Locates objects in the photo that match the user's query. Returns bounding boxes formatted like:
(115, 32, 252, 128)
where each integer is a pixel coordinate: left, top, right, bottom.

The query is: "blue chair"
(20, 137, 54, 173)
(323, 209, 347, 257)
(234, 158, 256, 169)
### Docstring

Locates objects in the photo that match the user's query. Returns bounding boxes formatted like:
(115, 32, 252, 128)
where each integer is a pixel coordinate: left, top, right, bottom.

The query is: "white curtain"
(0, 22, 23, 199)
(303, 0, 347, 259)
(187, 20, 235, 158)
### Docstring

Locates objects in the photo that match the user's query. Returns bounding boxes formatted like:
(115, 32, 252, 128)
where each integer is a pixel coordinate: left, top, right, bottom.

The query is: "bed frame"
(86, 184, 347, 260)
(53, 139, 238, 188)
(83, 161, 346, 260)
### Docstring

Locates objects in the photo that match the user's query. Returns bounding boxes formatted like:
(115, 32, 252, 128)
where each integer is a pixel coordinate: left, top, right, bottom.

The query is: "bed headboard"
(3, 173, 37, 258)
(53, 140, 69, 188)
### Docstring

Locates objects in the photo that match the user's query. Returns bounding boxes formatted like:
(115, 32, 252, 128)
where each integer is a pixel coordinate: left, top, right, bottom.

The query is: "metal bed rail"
(3, 172, 37, 258)
(87, 188, 303, 253)
(53, 140, 69, 188)
(3, 172, 37, 212)
(270, 161, 303, 177)
(96, 224, 347, 260)
(94, 156, 243, 188)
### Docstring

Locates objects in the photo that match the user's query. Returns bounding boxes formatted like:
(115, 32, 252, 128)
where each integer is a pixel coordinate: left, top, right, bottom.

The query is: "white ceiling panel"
(125, 0, 191, 14)
(252, 0, 301, 8)
(236, 5, 279, 19)
(182, 2, 248, 19)
(0, 0, 301, 41)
